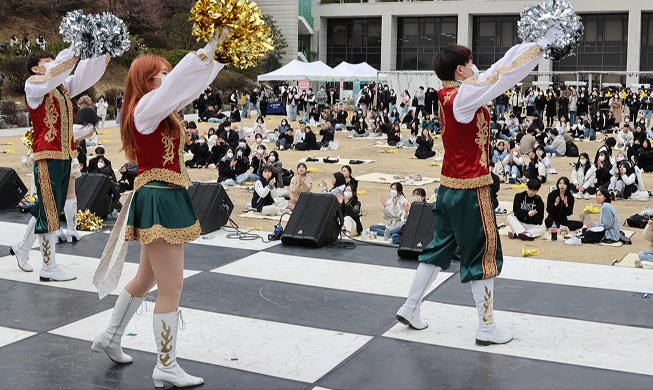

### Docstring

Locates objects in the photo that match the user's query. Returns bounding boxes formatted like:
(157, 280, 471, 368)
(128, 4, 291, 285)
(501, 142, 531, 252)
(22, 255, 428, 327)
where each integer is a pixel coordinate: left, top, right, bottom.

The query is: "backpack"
(625, 213, 649, 228)
(565, 141, 579, 157)
(281, 168, 294, 186)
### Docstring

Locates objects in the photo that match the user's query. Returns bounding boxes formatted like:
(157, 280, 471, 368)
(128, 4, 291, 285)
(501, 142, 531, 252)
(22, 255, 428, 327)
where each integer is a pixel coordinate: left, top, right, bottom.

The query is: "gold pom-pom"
(521, 248, 541, 257)
(430, 162, 441, 166)
(246, 226, 263, 231)
(583, 205, 600, 214)
(76, 209, 103, 231)
(356, 190, 366, 196)
(3, 150, 15, 154)
(386, 149, 397, 154)
(99, 131, 110, 135)
(22, 129, 34, 151)
(306, 167, 320, 173)
(190, 0, 275, 69)
(3, 141, 15, 145)
(511, 183, 528, 190)
(100, 139, 109, 143)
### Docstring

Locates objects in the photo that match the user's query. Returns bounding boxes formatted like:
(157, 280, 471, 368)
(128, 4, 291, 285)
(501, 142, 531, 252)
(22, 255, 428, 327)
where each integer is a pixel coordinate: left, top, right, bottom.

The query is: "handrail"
(298, 41, 312, 61)
(299, 0, 314, 28)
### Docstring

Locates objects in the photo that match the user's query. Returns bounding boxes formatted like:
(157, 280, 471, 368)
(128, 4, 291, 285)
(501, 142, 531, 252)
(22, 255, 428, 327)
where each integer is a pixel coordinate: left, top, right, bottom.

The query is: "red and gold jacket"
(133, 117, 191, 191)
(27, 85, 77, 161)
(438, 81, 493, 190)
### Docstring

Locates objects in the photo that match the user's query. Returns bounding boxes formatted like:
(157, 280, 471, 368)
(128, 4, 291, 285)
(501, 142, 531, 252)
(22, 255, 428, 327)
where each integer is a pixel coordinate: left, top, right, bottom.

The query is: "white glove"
(203, 27, 232, 56)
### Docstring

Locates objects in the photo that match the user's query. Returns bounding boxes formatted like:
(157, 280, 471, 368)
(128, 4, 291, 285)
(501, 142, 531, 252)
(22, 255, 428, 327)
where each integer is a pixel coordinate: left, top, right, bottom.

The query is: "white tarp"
(258, 60, 346, 81)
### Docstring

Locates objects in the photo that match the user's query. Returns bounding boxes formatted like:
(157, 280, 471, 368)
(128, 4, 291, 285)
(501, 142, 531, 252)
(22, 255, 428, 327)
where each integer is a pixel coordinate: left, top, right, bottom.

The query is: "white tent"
(257, 60, 345, 81)
(333, 61, 386, 81)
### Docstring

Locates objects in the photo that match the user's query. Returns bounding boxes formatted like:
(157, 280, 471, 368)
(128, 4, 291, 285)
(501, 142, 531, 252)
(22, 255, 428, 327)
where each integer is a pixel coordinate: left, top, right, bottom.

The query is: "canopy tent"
(333, 61, 386, 81)
(257, 60, 346, 81)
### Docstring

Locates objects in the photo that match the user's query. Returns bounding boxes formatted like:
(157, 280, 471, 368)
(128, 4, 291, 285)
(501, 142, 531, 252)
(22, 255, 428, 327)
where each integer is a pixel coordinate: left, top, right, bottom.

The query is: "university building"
(261, 0, 653, 87)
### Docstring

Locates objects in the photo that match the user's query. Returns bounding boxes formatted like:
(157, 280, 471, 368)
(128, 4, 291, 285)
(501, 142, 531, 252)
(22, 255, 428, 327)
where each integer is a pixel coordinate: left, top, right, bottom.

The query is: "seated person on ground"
(544, 128, 566, 157)
(507, 179, 545, 241)
(339, 184, 363, 238)
(573, 188, 620, 244)
(320, 171, 347, 198)
(369, 182, 409, 239)
(288, 163, 312, 211)
(294, 126, 320, 151)
(185, 136, 210, 168)
(388, 188, 426, 244)
(251, 165, 288, 216)
(637, 220, 653, 267)
(570, 152, 596, 199)
(502, 147, 523, 183)
(608, 154, 637, 200)
(545, 176, 583, 231)
(415, 128, 436, 159)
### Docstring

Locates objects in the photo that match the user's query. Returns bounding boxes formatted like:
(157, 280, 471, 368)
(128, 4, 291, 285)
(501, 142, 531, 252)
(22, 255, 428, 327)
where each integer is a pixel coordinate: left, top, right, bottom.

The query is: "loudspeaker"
(187, 182, 233, 234)
(0, 167, 27, 208)
(397, 202, 435, 260)
(75, 173, 120, 218)
(282, 192, 343, 248)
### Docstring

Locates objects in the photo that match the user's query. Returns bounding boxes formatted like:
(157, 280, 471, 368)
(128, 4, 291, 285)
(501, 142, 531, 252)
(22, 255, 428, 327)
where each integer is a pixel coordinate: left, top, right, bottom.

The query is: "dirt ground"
(1, 113, 650, 266)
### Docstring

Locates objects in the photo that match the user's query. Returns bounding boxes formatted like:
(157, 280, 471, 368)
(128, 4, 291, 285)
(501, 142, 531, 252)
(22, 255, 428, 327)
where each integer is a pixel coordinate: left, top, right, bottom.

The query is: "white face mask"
(599, 156, 606, 162)
(269, 155, 276, 162)
(344, 191, 353, 198)
(226, 153, 234, 159)
(390, 190, 398, 198)
(239, 142, 246, 147)
(97, 162, 105, 169)
(237, 151, 243, 157)
(257, 149, 264, 155)
(616, 156, 624, 162)
(412, 196, 421, 202)
(256, 138, 262, 144)
(225, 127, 231, 132)
(579, 159, 587, 165)
(198, 139, 205, 144)
(464, 65, 480, 81)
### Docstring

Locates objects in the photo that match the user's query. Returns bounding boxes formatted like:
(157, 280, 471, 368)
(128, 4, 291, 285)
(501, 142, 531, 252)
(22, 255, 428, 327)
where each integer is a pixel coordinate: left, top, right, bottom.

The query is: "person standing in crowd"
(396, 27, 564, 346)
(36, 33, 46, 51)
(259, 87, 268, 118)
(93, 27, 230, 387)
(358, 85, 371, 118)
(9, 41, 109, 280)
(509, 87, 524, 120)
(115, 91, 123, 124)
(96, 95, 109, 129)
(316, 86, 327, 114)
(250, 86, 260, 117)
(414, 86, 426, 119)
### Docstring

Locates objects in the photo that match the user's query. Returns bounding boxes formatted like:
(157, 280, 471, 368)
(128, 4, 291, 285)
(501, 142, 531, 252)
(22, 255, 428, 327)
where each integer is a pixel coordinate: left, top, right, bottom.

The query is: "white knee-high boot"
(38, 232, 76, 282)
(152, 310, 203, 388)
(396, 263, 440, 330)
(64, 198, 81, 242)
(92, 290, 144, 363)
(471, 278, 513, 346)
(10, 216, 36, 272)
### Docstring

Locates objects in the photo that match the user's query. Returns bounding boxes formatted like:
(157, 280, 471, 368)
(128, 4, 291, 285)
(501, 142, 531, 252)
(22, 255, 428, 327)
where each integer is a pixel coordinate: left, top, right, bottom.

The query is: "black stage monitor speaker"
(0, 167, 27, 209)
(75, 173, 120, 218)
(282, 192, 343, 248)
(398, 202, 435, 260)
(188, 182, 233, 234)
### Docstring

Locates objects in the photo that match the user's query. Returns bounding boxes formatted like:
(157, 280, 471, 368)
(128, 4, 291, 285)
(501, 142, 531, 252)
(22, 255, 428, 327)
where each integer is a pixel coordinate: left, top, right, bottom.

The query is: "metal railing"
(299, 0, 314, 28)
(298, 41, 312, 61)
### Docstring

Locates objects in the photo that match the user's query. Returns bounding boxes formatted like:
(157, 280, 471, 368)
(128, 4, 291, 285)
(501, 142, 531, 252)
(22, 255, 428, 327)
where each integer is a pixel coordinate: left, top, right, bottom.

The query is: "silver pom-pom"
(59, 10, 130, 59)
(59, 10, 96, 59)
(517, 0, 584, 61)
(92, 13, 131, 58)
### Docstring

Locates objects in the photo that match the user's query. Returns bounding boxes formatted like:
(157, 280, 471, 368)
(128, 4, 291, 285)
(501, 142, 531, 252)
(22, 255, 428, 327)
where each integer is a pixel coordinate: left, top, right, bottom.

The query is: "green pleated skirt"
(125, 181, 201, 245)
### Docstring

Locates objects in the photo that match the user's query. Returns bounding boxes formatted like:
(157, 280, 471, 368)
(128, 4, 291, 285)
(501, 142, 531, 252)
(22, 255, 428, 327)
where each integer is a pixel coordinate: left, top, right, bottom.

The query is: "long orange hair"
(120, 55, 180, 163)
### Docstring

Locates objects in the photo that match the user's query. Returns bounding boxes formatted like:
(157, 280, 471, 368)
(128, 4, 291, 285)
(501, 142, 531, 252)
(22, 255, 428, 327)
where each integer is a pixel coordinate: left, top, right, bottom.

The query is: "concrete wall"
(258, 0, 300, 66)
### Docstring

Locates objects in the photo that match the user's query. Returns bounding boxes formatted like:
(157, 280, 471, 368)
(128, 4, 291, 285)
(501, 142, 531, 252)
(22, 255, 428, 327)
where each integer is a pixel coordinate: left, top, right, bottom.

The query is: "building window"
(327, 18, 382, 69)
(554, 13, 628, 72)
(641, 13, 653, 72)
(396, 17, 457, 71)
(472, 15, 521, 70)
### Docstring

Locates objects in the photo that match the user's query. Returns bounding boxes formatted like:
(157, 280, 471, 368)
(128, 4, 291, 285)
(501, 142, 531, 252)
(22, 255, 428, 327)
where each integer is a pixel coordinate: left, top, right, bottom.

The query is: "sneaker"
(494, 208, 507, 215)
(572, 192, 583, 199)
(39, 265, 77, 282)
(564, 236, 582, 246)
(583, 193, 591, 200)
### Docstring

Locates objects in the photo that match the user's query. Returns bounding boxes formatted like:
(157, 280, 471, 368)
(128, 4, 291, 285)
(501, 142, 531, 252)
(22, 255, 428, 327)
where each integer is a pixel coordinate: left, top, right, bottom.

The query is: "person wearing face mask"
(294, 126, 319, 151)
(387, 188, 428, 244)
(266, 150, 285, 188)
(367, 182, 409, 239)
(320, 171, 347, 198)
(502, 147, 524, 183)
(237, 138, 251, 158)
(288, 163, 313, 211)
(608, 155, 637, 200)
(544, 128, 566, 157)
(184, 136, 210, 168)
(221, 120, 239, 150)
(338, 185, 363, 238)
(524, 147, 548, 184)
(249, 144, 267, 182)
(204, 134, 229, 168)
(335, 103, 348, 131)
(593, 137, 616, 166)
(316, 86, 327, 113)
(396, 28, 567, 346)
(252, 116, 267, 137)
(570, 153, 597, 199)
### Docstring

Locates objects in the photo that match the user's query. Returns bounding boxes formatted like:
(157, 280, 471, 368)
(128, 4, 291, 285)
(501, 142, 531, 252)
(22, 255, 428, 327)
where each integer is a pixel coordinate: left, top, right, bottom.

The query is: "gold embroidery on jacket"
(162, 134, 174, 166)
(443, 89, 456, 105)
(43, 94, 59, 143)
(477, 186, 499, 279)
(475, 112, 489, 168)
(37, 160, 60, 232)
(464, 45, 543, 87)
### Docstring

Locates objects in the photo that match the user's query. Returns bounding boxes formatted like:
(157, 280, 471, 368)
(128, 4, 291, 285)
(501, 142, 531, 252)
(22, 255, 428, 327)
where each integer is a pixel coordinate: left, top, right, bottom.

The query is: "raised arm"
(25, 47, 78, 109)
(65, 54, 110, 99)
